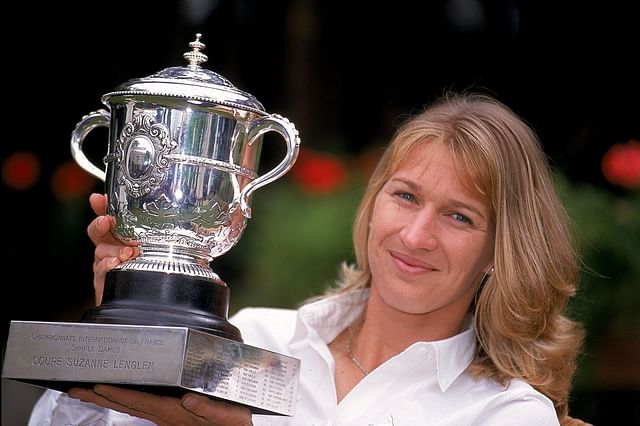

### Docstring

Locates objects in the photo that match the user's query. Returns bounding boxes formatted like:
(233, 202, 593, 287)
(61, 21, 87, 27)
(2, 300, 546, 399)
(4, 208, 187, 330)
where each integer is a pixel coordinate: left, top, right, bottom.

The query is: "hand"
(68, 385, 253, 426)
(87, 193, 138, 305)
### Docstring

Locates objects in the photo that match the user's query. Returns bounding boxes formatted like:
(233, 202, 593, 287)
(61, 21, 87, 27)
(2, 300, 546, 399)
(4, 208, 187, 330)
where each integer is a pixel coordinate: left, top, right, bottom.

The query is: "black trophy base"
(81, 268, 242, 342)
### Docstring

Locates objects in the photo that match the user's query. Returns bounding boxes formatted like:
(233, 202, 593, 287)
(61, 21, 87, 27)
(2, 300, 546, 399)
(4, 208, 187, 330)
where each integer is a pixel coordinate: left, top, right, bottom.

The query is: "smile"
(389, 251, 437, 274)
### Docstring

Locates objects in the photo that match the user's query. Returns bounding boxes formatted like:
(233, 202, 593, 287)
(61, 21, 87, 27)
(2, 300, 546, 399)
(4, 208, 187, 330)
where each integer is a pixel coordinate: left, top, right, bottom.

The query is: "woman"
(30, 92, 588, 425)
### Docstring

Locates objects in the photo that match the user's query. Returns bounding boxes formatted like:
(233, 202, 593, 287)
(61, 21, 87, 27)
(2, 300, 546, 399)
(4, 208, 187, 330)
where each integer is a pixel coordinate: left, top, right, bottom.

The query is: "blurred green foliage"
(556, 175, 640, 388)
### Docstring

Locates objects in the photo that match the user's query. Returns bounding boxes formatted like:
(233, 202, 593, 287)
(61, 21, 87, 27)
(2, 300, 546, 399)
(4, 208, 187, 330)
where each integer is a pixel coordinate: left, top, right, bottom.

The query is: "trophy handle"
(239, 114, 301, 218)
(70, 109, 110, 181)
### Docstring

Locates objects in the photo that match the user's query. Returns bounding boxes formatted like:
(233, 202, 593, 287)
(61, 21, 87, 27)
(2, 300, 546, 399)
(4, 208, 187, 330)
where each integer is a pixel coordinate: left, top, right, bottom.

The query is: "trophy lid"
(102, 34, 267, 115)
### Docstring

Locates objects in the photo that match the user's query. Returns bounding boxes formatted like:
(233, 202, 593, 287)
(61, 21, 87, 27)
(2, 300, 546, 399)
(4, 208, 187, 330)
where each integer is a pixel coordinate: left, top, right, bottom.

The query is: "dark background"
(2, 1, 639, 424)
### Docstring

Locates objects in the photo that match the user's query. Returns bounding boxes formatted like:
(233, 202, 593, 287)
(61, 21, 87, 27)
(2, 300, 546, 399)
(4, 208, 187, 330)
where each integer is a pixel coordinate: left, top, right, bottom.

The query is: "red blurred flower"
(290, 148, 348, 193)
(601, 139, 640, 189)
(1, 151, 40, 190)
(51, 160, 98, 200)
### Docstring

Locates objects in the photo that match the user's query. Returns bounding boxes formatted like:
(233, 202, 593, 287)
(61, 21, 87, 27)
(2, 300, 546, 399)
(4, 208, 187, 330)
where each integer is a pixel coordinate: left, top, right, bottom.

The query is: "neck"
(356, 287, 469, 355)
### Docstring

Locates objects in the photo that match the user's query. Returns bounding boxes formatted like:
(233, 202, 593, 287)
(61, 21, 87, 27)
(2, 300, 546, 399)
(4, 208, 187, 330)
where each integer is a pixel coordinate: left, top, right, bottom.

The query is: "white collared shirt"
(29, 290, 559, 425)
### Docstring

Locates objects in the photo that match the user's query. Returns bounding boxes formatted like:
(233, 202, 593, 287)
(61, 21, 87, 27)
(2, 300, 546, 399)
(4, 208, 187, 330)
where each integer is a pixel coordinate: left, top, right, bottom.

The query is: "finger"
(92, 246, 137, 306)
(95, 245, 136, 264)
(87, 215, 139, 249)
(68, 387, 169, 426)
(68, 387, 115, 406)
(87, 216, 118, 247)
(92, 385, 212, 426)
(93, 256, 120, 305)
(69, 385, 252, 426)
(93, 255, 120, 276)
(182, 393, 253, 425)
(89, 193, 108, 216)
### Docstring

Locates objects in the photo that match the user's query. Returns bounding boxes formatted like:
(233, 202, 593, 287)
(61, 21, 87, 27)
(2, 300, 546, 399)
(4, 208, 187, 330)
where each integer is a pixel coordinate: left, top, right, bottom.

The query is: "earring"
(479, 267, 493, 288)
(489, 266, 495, 275)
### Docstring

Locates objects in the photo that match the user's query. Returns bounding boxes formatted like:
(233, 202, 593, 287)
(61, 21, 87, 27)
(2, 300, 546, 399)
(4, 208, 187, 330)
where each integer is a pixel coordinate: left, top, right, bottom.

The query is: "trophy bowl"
(69, 34, 300, 341)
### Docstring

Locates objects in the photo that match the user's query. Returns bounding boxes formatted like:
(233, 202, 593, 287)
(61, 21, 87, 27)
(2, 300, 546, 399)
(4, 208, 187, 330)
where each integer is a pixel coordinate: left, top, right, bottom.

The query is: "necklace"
(346, 331, 370, 376)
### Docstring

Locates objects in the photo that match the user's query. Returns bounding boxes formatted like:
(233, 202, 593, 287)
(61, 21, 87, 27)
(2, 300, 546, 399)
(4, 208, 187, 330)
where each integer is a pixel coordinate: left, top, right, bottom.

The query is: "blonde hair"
(324, 92, 585, 424)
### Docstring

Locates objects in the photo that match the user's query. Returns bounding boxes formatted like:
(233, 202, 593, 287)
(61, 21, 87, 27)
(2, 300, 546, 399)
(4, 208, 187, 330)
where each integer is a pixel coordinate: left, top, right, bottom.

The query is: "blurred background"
(1, 1, 638, 425)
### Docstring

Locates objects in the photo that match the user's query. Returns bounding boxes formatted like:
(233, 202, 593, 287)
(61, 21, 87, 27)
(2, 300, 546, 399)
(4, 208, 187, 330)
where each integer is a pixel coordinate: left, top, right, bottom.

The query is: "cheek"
(368, 211, 398, 252)
(367, 216, 393, 269)
(370, 199, 403, 234)
(450, 236, 494, 277)
(472, 232, 494, 267)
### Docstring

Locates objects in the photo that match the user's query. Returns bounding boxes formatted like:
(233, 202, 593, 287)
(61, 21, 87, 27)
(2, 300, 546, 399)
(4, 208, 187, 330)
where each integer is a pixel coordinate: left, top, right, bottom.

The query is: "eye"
(451, 212, 472, 224)
(395, 191, 416, 202)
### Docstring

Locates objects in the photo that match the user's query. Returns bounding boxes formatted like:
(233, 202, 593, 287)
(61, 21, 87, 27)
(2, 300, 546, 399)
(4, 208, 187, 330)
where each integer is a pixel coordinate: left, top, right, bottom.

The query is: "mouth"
(389, 250, 438, 274)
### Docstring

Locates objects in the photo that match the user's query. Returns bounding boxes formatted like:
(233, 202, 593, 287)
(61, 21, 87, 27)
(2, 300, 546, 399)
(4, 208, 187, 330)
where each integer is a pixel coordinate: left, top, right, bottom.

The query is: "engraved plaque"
(2, 321, 300, 416)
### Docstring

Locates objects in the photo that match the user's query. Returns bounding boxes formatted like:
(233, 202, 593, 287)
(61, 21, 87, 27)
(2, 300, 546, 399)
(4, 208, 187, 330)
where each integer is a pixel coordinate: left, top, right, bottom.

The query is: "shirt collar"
(430, 320, 476, 391)
(290, 289, 368, 348)
(290, 289, 476, 392)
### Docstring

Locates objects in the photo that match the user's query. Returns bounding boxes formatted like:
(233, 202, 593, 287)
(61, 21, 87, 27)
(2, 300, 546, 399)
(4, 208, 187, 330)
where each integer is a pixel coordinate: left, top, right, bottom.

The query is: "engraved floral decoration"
(114, 113, 177, 198)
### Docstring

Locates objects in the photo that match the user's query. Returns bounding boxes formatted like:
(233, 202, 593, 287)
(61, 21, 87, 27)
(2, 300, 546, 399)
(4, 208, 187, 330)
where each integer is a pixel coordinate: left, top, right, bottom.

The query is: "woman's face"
(368, 142, 495, 323)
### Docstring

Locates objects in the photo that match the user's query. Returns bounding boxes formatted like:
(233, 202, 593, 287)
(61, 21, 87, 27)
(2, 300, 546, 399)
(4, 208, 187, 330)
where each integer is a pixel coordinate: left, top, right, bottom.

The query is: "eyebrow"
(447, 199, 487, 221)
(390, 177, 488, 220)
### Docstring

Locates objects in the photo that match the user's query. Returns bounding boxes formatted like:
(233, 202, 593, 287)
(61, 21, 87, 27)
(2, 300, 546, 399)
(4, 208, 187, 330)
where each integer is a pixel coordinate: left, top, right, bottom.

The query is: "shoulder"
(230, 307, 298, 352)
(473, 379, 559, 426)
(230, 306, 298, 329)
(232, 305, 298, 319)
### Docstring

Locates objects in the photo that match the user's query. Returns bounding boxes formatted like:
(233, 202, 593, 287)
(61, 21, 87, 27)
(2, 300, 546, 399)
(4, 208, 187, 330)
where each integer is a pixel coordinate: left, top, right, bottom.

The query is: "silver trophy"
(2, 34, 301, 416)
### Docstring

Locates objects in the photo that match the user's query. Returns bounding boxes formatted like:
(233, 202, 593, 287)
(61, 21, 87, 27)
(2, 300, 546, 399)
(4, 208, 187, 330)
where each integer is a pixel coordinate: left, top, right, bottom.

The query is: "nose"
(398, 208, 439, 251)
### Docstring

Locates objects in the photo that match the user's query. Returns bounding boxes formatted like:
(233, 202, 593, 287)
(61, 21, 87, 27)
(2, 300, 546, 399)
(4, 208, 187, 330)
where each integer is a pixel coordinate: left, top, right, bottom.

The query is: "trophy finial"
(183, 33, 208, 69)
